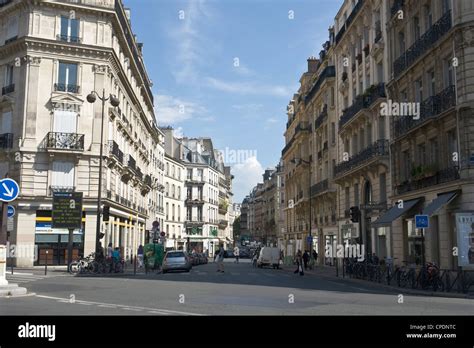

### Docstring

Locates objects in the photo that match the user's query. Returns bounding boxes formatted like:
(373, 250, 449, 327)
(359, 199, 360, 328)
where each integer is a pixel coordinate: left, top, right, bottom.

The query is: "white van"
(257, 247, 281, 269)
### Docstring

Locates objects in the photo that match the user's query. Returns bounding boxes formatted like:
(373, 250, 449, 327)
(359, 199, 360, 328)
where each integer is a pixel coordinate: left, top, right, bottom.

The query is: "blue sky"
(125, 0, 343, 202)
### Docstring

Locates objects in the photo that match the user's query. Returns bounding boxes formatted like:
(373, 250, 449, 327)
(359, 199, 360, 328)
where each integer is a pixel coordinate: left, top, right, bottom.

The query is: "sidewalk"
(281, 264, 474, 299)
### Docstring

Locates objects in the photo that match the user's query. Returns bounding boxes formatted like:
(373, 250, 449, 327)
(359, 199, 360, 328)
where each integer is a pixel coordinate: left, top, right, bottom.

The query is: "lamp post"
(86, 89, 120, 254)
(291, 158, 312, 258)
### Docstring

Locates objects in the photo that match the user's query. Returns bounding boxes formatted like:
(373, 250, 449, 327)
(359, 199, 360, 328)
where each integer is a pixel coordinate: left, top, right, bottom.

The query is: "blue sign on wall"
(7, 205, 15, 218)
(0, 178, 20, 202)
(415, 215, 429, 229)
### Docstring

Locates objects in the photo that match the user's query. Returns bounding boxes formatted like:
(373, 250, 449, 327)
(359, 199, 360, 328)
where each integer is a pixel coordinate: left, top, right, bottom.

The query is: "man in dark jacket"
(303, 250, 310, 270)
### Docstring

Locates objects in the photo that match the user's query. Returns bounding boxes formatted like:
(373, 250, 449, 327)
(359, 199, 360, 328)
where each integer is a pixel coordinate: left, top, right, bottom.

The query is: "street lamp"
(291, 157, 313, 258)
(87, 89, 120, 254)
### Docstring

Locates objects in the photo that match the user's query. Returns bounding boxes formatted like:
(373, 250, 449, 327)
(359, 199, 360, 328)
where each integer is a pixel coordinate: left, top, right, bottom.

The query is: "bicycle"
(419, 262, 445, 292)
(396, 261, 416, 288)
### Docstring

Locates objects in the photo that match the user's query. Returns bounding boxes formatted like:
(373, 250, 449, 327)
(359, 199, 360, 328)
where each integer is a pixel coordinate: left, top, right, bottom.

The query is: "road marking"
(78, 302, 93, 306)
(122, 307, 142, 311)
(9, 272, 34, 276)
(98, 304, 118, 309)
(35, 295, 203, 316)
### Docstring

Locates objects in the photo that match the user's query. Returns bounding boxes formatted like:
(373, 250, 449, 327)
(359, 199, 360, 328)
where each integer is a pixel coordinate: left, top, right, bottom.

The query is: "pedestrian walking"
(137, 244, 144, 268)
(216, 244, 225, 273)
(303, 250, 309, 270)
(312, 249, 318, 264)
(234, 245, 240, 263)
(106, 243, 113, 273)
(294, 250, 304, 276)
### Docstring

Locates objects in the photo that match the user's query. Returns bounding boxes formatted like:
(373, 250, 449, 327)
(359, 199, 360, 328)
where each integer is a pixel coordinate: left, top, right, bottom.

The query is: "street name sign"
(52, 192, 83, 229)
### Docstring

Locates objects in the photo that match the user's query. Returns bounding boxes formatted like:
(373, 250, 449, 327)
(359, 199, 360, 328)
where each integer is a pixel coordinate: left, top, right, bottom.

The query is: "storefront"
(34, 210, 85, 265)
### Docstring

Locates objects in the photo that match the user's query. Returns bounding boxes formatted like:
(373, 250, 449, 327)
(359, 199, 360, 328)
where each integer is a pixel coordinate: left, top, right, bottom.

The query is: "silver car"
(162, 251, 192, 273)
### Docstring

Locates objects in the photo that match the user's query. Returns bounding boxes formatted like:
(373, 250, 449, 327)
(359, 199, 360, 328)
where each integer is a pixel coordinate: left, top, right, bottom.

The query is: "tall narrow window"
(51, 161, 75, 189)
(4, 64, 14, 88)
(380, 173, 387, 203)
(60, 16, 80, 43)
(57, 62, 78, 93)
(428, 69, 435, 97)
(413, 16, 420, 41)
(424, 3, 432, 30)
(354, 183, 359, 208)
(444, 58, 454, 88)
(415, 78, 423, 103)
(6, 16, 18, 42)
(398, 31, 405, 56)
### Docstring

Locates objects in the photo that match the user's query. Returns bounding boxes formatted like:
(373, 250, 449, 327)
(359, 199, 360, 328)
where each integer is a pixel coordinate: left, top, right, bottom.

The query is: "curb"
(312, 271, 474, 299)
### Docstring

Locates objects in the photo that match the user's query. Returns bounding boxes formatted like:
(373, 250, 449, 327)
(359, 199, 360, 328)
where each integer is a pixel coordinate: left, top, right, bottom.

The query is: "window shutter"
(53, 110, 77, 133)
(1, 112, 12, 133)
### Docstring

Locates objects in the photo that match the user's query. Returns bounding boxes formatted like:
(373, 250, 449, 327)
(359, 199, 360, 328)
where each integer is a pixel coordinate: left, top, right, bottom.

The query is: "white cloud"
(205, 77, 294, 97)
(169, 0, 216, 84)
(154, 94, 207, 125)
(231, 156, 264, 202)
(266, 118, 279, 124)
(173, 126, 184, 138)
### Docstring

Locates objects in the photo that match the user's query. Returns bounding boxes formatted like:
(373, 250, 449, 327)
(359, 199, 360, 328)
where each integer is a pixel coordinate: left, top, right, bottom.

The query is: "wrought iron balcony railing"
(396, 166, 460, 195)
(126, 155, 136, 171)
(339, 83, 386, 129)
(2, 84, 14, 95)
(144, 174, 152, 187)
(390, 0, 404, 17)
(0, 133, 13, 149)
(335, 0, 365, 44)
(54, 83, 80, 94)
(108, 140, 124, 163)
(44, 132, 84, 151)
(310, 179, 328, 197)
(393, 10, 452, 78)
(393, 85, 455, 138)
(314, 104, 328, 130)
(305, 66, 336, 103)
(57, 34, 82, 43)
(335, 139, 389, 177)
(0, 0, 13, 8)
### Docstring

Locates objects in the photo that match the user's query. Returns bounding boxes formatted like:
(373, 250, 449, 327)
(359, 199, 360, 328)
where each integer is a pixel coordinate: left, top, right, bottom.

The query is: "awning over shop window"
(422, 191, 459, 216)
(372, 198, 421, 227)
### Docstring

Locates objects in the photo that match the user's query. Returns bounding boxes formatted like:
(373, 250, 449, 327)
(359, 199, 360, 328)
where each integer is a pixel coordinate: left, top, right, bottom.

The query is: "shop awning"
(372, 198, 422, 227)
(422, 191, 459, 216)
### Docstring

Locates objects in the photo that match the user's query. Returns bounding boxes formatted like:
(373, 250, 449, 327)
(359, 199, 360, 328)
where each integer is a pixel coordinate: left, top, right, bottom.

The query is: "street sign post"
(52, 192, 83, 269)
(7, 206, 15, 218)
(0, 179, 20, 203)
(0, 178, 20, 286)
(415, 215, 429, 229)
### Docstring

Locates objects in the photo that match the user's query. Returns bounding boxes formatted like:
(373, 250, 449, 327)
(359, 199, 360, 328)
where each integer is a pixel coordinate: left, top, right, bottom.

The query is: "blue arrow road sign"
(7, 205, 15, 218)
(0, 178, 20, 202)
(415, 215, 429, 229)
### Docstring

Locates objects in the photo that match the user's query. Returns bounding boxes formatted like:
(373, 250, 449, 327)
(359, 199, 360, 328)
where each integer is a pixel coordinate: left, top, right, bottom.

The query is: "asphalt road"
(1, 260, 473, 315)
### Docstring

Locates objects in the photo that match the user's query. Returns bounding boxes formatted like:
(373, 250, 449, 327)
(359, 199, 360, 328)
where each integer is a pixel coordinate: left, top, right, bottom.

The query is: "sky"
(124, 0, 343, 203)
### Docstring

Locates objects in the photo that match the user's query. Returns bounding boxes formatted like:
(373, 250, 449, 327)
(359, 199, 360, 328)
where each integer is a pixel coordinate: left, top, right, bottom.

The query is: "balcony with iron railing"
(374, 21, 382, 43)
(390, 0, 404, 18)
(335, 0, 365, 44)
(295, 122, 311, 136)
(0, 133, 13, 149)
(57, 34, 81, 43)
(335, 139, 389, 178)
(108, 140, 124, 164)
(2, 84, 14, 95)
(305, 66, 336, 103)
(393, 10, 452, 78)
(43, 132, 84, 151)
(310, 179, 329, 197)
(314, 104, 328, 130)
(396, 166, 460, 195)
(393, 85, 456, 138)
(339, 83, 386, 130)
(54, 83, 80, 94)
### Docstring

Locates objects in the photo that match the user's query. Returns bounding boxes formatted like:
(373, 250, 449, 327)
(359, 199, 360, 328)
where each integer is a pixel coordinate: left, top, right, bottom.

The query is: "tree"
(233, 216, 241, 241)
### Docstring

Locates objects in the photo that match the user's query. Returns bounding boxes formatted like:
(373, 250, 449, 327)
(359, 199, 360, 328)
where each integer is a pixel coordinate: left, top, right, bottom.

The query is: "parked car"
(197, 253, 208, 264)
(224, 250, 235, 258)
(162, 251, 192, 273)
(191, 253, 200, 266)
(239, 250, 250, 259)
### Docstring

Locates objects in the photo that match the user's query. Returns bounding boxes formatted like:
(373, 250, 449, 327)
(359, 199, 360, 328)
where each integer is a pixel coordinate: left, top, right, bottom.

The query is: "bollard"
(335, 257, 338, 277)
(134, 255, 137, 275)
(45, 250, 48, 276)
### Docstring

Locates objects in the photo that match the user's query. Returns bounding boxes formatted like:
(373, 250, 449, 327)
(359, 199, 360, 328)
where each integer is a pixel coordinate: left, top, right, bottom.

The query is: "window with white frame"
(60, 15, 80, 42)
(51, 161, 75, 189)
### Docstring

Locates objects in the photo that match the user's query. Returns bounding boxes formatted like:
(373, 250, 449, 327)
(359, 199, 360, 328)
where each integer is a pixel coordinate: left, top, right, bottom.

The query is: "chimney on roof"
(307, 56, 320, 73)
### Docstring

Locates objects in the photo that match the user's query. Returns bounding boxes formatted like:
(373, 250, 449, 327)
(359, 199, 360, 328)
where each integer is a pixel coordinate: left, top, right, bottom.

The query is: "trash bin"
(144, 243, 164, 270)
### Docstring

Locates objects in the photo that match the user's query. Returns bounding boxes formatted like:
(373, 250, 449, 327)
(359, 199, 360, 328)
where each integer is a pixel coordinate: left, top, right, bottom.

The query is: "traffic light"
(350, 206, 360, 223)
(102, 205, 110, 222)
